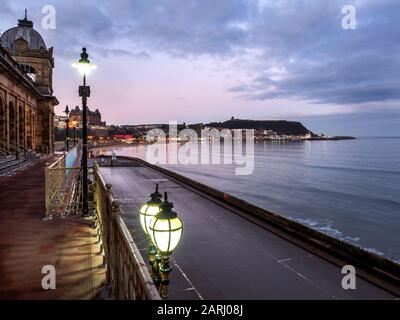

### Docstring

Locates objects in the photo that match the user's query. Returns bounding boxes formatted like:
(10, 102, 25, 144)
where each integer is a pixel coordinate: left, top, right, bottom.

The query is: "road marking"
(172, 259, 204, 300)
(278, 255, 313, 263)
(280, 261, 338, 299)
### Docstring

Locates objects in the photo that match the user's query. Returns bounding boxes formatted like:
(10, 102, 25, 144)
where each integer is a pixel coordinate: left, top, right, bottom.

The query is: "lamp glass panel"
(150, 217, 183, 253)
(169, 217, 183, 251)
(139, 203, 160, 235)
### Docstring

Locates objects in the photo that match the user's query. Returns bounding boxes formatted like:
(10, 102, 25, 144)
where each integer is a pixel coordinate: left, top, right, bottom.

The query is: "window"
(20, 64, 36, 82)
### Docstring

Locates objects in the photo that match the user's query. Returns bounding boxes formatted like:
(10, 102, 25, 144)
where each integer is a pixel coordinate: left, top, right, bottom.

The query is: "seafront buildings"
(54, 117, 328, 143)
(0, 13, 58, 154)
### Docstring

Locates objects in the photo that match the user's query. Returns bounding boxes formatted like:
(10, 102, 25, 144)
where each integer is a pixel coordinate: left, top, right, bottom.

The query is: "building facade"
(68, 105, 105, 126)
(0, 13, 58, 153)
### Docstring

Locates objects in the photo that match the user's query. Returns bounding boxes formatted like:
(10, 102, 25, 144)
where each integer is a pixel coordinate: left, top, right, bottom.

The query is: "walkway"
(0, 157, 106, 299)
(100, 163, 396, 300)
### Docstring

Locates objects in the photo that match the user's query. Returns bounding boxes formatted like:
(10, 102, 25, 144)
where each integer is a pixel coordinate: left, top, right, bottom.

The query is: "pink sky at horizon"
(54, 53, 354, 126)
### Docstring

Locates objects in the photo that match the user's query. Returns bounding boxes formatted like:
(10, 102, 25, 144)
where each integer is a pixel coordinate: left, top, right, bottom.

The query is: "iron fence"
(44, 146, 87, 218)
(44, 152, 160, 300)
(93, 163, 161, 300)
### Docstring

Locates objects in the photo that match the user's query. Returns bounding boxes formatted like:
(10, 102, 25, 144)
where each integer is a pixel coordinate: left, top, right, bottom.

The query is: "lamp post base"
(148, 243, 158, 279)
(159, 255, 172, 300)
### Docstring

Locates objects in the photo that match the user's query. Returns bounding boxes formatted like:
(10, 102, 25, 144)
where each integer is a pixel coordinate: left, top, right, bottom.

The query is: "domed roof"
(0, 12, 47, 51)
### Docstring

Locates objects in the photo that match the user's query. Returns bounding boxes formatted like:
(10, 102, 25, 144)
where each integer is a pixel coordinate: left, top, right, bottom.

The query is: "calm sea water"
(107, 138, 400, 263)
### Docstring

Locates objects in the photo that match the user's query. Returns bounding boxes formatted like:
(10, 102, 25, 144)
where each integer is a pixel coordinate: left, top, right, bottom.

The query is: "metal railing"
(0, 146, 12, 170)
(44, 145, 84, 218)
(0, 139, 33, 173)
(0, 140, 26, 155)
(93, 163, 161, 300)
(43, 153, 160, 299)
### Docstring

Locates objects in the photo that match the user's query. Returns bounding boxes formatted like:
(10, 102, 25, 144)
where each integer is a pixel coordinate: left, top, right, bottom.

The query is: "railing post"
(103, 182, 112, 292)
(111, 200, 122, 299)
(93, 161, 99, 175)
(42, 162, 52, 221)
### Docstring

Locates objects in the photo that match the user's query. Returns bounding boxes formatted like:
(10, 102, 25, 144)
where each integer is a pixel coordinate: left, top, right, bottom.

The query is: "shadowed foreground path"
(0, 157, 105, 299)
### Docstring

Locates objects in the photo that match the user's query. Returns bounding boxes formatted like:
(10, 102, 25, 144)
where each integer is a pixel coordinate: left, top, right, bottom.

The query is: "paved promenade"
(100, 163, 397, 300)
(0, 157, 105, 299)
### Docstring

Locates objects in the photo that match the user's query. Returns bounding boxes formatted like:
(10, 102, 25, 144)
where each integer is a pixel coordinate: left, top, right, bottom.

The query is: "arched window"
(8, 102, 16, 145)
(0, 97, 5, 141)
(18, 105, 25, 147)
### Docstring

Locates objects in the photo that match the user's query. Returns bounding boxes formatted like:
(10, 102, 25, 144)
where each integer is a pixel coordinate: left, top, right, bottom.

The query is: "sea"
(104, 137, 400, 263)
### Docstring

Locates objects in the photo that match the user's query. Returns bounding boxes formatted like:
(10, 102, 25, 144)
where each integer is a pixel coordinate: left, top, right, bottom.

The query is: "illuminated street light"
(72, 50, 97, 76)
(139, 184, 162, 282)
(139, 184, 162, 235)
(72, 47, 96, 218)
(70, 120, 78, 146)
(149, 192, 183, 299)
(64, 105, 70, 152)
(149, 192, 183, 254)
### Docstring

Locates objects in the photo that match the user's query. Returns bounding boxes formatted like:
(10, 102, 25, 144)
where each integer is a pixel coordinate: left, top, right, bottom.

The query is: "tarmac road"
(100, 164, 396, 300)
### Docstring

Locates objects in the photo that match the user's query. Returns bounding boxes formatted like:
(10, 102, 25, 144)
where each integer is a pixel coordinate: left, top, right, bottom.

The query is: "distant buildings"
(54, 116, 319, 144)
(69, 106, 106, 126)
(55, 106, 108, 141)
(54, 115, 68, 129)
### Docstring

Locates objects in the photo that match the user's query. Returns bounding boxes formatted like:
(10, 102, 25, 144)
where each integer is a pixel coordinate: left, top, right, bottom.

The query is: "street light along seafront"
(140, 183, 163, 235)
(72, 48, 96, 217)
(70, 120, 78, 146)
(149, 192, 183, 299)
(139, 184, 163, 282)
(64, 105, 70, 152)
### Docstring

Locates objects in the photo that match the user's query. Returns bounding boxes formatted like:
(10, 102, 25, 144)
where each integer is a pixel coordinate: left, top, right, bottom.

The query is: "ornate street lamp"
(139, 184, 162, 235)
(64, 105, 70, 152)
(139, 184, 162, 280)
(72, 48, 96, 217)
(70, 120, 78, 146)
(149, 192, 183, 299)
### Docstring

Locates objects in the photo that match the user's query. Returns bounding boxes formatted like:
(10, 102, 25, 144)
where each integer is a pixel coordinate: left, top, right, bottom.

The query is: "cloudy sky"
(1, 0, 399, 136)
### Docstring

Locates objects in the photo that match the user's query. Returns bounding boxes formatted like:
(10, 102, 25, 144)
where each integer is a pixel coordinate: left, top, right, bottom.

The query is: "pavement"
(99, 163, 396, 300)
(0, 157, 106, 299)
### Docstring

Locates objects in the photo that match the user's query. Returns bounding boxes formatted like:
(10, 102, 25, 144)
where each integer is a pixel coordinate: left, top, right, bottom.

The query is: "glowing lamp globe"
(139, 184, 162, 235)
(72, 47, 97, 76)
(149, 192, 183, 255)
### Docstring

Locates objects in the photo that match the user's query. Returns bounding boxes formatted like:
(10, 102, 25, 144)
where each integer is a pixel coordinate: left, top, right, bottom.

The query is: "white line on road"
(172, 259, 204, 300)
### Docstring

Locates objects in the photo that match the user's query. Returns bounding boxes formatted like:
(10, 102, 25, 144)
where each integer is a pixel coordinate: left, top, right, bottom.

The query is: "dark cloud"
(2, 0, 400, 106)
(237, 0, 400, 105)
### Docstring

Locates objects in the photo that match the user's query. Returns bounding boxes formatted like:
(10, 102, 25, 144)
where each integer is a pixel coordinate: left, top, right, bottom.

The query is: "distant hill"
(205, 119, 313, 136)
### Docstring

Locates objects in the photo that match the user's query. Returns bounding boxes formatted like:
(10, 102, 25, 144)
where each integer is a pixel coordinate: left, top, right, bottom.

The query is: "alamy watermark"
(41, 5, 56, 30)
(41, 265, 56, 290)
(146, 122, 255, 176)
(341, 265, 356, 290)
(341, 5, 357, 30)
